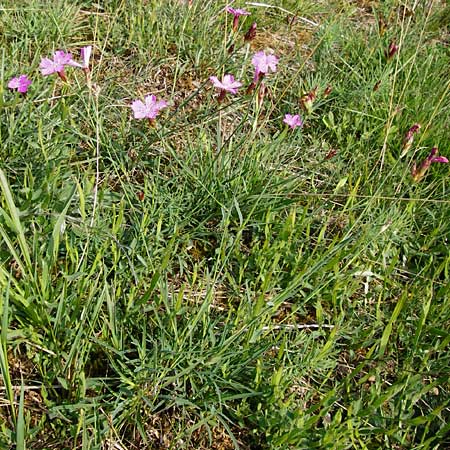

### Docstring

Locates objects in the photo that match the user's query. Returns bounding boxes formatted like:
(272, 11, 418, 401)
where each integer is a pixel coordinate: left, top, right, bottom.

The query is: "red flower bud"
(244, 22, 257, 42)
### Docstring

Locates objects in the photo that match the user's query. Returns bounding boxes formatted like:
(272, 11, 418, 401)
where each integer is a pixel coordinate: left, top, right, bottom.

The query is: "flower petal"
(8, 77, 20, 89)
(131, 100, 148, 119)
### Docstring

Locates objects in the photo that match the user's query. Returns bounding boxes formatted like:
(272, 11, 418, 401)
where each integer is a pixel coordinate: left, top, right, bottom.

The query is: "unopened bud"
(244, 22, 257, 42)
(257, 82, 266, 106)
(401, 123, 420, 157)
(411, 147, 448, 182)
(386, 41, 399, 60)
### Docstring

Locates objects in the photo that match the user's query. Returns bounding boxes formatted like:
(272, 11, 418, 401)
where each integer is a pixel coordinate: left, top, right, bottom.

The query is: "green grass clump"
(0, 0, 449, 448)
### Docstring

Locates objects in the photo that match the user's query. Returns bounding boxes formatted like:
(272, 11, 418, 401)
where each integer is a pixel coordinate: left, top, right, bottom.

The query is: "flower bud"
(244, 22, 257, 42)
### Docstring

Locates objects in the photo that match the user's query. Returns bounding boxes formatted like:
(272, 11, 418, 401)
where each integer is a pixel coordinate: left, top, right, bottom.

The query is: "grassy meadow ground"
(0, 0, 450, 448)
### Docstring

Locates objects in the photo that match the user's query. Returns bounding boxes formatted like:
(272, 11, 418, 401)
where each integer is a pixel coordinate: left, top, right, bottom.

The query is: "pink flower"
(251, 51, 279, 82)
(8, 75, 32, 94)
(210, 74, 242, 94)
(210, 74, 242, 102)
(131, 94, 168, 121)
(411, 147, 449, 182)
(40, 51, 75, 80)
(40, 50, 73, 74)
(226, 6, 250, 31)
(225, 6, 250, 16)
(283, 114, 303, 129)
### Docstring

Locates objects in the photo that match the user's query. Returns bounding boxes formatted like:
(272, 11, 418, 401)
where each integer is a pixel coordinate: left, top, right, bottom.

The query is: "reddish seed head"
(325, 149, 338, 160)
(401, 123, 421, 156)
(257, 82, 266, 105)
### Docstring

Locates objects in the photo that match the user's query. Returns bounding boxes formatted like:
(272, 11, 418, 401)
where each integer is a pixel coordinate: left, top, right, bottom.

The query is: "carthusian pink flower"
(247, 51, 279, 94)
(40, 50, 75, 81)
(251, 51, 279, 82)
(283, 114, 303, 129)
(210, 74, 242, 94)
(226, 6, 250, 31)
(411, 147, 448, 182)
(210, 74, 242, 102)
(131, 94, 168, 125)
(8, 75, 32, 94)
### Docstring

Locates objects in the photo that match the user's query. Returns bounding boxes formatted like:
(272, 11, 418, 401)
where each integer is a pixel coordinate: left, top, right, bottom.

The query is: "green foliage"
(0, 0, 449, 448)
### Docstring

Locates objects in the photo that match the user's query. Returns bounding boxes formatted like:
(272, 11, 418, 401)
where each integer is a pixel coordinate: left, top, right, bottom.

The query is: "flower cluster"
(6, 5, 447, 181)
(7, 46, 92, 94)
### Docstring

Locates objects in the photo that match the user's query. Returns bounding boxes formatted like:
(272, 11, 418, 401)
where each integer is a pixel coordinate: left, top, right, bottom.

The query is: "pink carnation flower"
(8, 75, 32, 94)
(210, 74, 242, 102)
(225, 6, 250, 16)
(283, 114, 303, 129)
(251, 51, 279, 82)
(131, 94, 168, 121)
(40, 50, 76, 80)
(226, 6, 250, 31)
(210, 74, 242, 94)
(40, 50, 74, 74)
